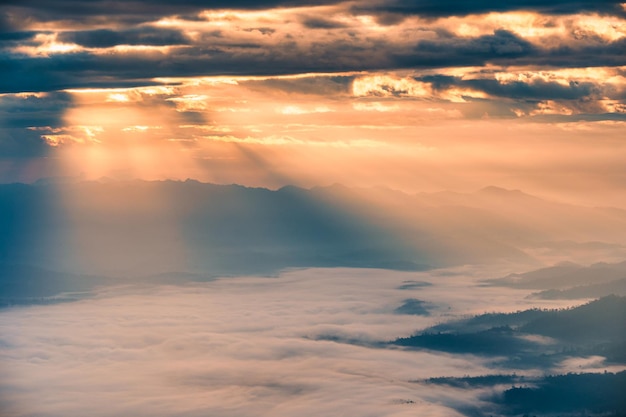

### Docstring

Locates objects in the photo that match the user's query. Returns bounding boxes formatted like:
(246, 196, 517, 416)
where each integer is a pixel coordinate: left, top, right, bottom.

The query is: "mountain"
(0, 180, 430, 278)
(532, 278, 626, 299)
(0, 263, 118, 306)
(487, 260, 626, 290)
(3, 180, 626, 282)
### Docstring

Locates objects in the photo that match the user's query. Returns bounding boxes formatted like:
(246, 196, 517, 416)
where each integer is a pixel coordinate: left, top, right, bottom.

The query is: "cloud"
(7, 36, 623, 95)
(420, 75, 599, 100)
(0, 31, 37, 42)
(0, 265, 593, 417)
(0, 91, 73, 128)
(242, 75, 355, 96)
(300, 16, 349, 29)
(400, 29, 536, 68)
(2, 4, 625, 94)
(354, 0, 626, 20)
(2, 0, 343, 26)
(57, 28, 191, 48)
(0, 92, 74, 157)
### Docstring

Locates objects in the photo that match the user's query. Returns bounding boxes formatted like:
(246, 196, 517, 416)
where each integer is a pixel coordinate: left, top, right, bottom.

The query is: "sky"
(2, 4, 626, 415)
(1, 1, 626, 205)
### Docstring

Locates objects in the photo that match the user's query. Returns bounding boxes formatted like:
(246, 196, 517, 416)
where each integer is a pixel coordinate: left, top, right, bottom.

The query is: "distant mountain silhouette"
(0, 263, 119, 306)
(532, 277, 626, 299)
(3, 180, 626, 288)
(487, 260, 626, 290)
(0, 180, 433, 279)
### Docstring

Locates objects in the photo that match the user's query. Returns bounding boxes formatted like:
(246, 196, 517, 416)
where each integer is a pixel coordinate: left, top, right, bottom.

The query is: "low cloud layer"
(0, 267, 590, 417)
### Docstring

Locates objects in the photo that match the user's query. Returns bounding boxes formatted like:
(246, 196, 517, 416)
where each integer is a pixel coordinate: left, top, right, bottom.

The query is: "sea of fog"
(0, 266, 612, 417)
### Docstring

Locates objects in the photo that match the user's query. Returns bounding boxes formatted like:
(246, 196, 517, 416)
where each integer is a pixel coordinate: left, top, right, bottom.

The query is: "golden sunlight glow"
(66, 86, 177, 96)
(107, 45, 175, 53)
(12, 92, 48, 99)
(352, 75, 430, 98)
(352, 102, 400, 112)
(200, 134, 384, 148)
(153, 72, 361, 87)
(439, 88, 489, 103)
(440, 12, 625, 43)
(107, 93, 131, 103)
(12, 33, 80, 57)
(121, 125, 163, 132)
(439, 12, 565, 40)
(494, 67, 626, 89)
(21, 63, 623, 205)
(575, 15, 626, 41)
(530, 100, 575, 116)
(167, 95, 210, 112)
(279, 105, 333, 115)
(39, 126, 104, 146)
(42, 135, 80, 146)
(485, 12, 564, 38)
(602, 100, 626, 113)
(196, 6, 340, 25)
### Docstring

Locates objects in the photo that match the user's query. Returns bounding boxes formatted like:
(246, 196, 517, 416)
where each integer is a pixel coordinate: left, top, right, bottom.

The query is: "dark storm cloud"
(0, 51, 168, 93)
(0, 44, 363, 93)
(57, 28, 190, 48)
(0, 31, 37, 42)
(5, 0, 625, 28)
(2, 0, 342, 26)
(242, 75, 355, 96)
(399, 30, 626, 69)
(354, 0, 626, 20)
(2, 27, 625, 93)
(300, 17, 349, 29)
(531, 112, 626, 122)
(418, 75, 601, 100)
(397, 29, 535, 67)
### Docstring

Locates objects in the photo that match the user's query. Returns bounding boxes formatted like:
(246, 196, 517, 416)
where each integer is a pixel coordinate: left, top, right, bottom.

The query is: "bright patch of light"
(439, 87, 489, 103)
(602, 100, 626, 113)
(107, 93, 131, 103)
(167, 95, 209, 112)
(12, 92, 48, 99)
(200, 134, 383, 148)
(353, 102, 400, 112)
(279, 105, 333, 114)
(122, 125, 163, 132)
(42, 134, 84, 146)
(11, 33, 80, 57)
(574, 15, 626, 41)
(352, 75, 430, 98)
(494, 67, 626, 89)
(108, 45, 173, 53)
(530, 100, 574, 116)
